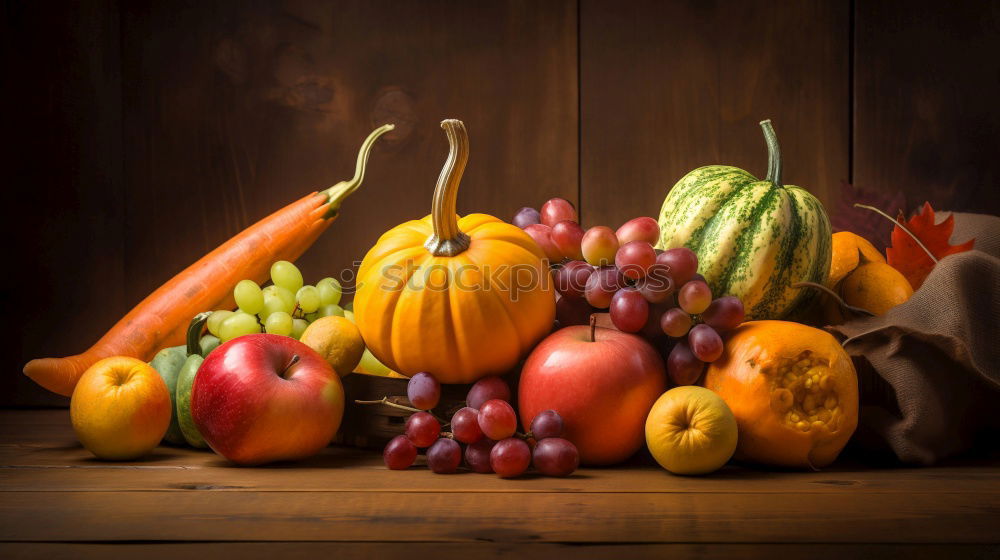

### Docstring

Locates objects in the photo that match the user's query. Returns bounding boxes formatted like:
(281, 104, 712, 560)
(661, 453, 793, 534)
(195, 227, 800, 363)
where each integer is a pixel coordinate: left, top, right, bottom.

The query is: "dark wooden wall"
(5, 0, 999, 406)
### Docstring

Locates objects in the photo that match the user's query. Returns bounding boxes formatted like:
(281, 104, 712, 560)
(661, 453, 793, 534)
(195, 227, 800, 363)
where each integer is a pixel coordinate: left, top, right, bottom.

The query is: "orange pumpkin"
(703, 320, 858, 468)
(353, 120, 555, 383)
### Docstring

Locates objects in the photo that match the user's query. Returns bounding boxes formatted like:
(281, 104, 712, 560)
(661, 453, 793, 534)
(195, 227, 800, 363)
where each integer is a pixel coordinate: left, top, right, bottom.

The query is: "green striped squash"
(656, 120, 831, 320)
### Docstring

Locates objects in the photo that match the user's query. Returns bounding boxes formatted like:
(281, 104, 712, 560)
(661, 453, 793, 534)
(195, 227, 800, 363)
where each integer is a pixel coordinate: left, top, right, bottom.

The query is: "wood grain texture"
(119, 0, 578, 311)
(579, 0, 850, 228)
(854, 0, 1000, 217)
(0, 409, 998, 548)
(2, 489, 998, 543)
(3, 1, 124, 407)
(5, 543, 1000, 560)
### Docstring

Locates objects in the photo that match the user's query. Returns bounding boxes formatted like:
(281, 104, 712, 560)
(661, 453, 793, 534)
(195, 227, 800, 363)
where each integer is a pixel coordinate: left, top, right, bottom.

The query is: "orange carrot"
(25, 124, 394, 396)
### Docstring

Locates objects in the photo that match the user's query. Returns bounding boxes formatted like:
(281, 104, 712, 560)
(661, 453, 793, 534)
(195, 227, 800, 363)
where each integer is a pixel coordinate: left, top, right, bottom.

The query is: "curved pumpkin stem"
(425, 119, 472, 257)
(760, 119, 782, 187)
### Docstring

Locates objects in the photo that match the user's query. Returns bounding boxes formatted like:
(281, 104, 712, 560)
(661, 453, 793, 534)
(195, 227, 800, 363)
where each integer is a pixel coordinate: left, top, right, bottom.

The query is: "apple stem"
(281, 355, 300, 379)
(589, 314, 596, 342)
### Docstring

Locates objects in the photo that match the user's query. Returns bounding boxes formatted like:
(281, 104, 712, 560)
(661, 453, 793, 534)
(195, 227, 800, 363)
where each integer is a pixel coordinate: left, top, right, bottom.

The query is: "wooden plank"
(579, 0, 849, 228)
(854, 0, 1000, 217)
(119, 0, 578, 312)
(2, 411, 998, 495)
(2, 457, 998, 495)
(4, 542, 998, 560)
(2, 1, 124, 407)
(0, 490, 997, 543)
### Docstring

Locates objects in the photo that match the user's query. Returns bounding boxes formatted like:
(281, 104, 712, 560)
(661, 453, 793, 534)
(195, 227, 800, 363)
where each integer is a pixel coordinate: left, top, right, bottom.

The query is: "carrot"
(24, 124, 394, 396)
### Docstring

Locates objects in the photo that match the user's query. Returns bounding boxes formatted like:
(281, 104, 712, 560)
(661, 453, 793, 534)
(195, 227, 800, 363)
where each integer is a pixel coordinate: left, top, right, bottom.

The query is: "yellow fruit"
(827, 231, 885, 288)
(70, 356, 171, 460)
(299, 316, 366, 377)
(645, 386, 738, 475)
(840, 261, 914, 315)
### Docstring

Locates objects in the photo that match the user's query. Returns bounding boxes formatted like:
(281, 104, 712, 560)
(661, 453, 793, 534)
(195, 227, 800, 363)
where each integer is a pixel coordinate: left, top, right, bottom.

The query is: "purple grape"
(490, 437, 531, 478)
(405, 412, 440, 448)
(529, 410, 564, 440)
(688, 324, 724, 362)
(465, 438, 496, 473)
(668, 341, 704, 386)
(451, 407, 484, 444)
(513, 207, 541, 229)
(467, 376, 511, 409)
(426, 438, 462, 474)
(702, 296, 745, 331)
(532, 438, 579, 477)
(383, 435, 417, 470)
(407, 372, 441, 410)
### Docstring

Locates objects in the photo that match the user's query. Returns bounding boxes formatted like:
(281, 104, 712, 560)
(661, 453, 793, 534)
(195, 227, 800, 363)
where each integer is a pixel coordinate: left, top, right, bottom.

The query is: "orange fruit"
(299, 316, 365, 377)
(840, 262, 914, 316)
(827, 232, 885, 288)
(704, 321, 859, 469)
(70, 356, 171, 460)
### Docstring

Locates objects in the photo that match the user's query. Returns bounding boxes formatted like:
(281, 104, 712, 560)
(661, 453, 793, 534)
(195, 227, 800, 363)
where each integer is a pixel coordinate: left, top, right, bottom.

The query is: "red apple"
(192, 333, 344, 465)
(518, 325, 667, 465)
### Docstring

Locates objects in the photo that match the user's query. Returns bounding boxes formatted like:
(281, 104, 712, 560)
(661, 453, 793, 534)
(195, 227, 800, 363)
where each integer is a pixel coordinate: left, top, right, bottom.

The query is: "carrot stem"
(320, 123, 395, 218)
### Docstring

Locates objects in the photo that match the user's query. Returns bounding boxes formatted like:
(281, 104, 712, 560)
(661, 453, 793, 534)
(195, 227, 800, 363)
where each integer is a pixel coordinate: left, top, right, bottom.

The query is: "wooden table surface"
(1, 409, 997, 559)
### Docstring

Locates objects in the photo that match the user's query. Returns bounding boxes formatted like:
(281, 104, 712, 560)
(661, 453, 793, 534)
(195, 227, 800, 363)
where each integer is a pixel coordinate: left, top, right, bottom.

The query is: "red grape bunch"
(381, 373, 580, 478)
(513, 199, 746, 387)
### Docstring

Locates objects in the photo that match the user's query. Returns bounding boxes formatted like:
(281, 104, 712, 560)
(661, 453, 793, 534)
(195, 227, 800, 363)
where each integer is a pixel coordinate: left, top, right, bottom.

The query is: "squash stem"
(320, 123, 395, 219)
(853, 203, 938, 264)
(425, 119, 472, 256)
(185, 312, 212, 356)
(760, 119, 782, 187)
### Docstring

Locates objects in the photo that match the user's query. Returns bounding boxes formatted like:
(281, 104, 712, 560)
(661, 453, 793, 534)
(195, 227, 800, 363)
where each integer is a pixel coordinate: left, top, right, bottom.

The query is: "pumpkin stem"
(760, 119, 782, 187)
(320, 123, 395, 219)
(425, 119, 472, 257)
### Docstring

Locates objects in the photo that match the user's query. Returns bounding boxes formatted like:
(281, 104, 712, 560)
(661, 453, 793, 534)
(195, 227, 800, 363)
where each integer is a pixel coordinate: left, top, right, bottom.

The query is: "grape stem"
(791, 282, 875, 318)
(354, 396, 448, 424)
(853, 203, 938, 263)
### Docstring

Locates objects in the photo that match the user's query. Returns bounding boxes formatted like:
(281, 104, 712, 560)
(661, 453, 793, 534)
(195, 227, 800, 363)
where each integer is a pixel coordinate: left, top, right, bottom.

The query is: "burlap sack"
(828, 213, 1000, 465)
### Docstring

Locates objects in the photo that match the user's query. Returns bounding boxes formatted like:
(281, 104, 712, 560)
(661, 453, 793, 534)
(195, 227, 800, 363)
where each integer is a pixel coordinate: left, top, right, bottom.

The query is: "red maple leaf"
(886, 202, 975, 290)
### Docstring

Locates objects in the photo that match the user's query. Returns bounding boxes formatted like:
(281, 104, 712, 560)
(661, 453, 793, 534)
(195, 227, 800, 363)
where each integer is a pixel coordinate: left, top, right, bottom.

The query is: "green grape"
(317, 277, 342, 306)
(219, 312, 260, 342)
(291, 318, 310, 339)
(260, 296, 287, 319)
(343, 309, 355, 323)
(304, 311, 319, 323)
(296, 285, 321, 313)
(264, 311, 293, 336)
(234, 280, 264, 314)
(206, 310, 234, 337)
(343, 300, 353, 312)
(317, 304, 345, 318)
(262, 285, 296, 314)
(357, 347, 392, 376)
(271, 260, 303, 293)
